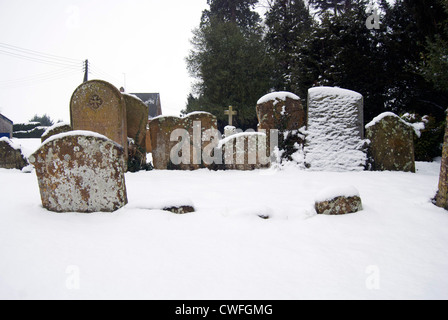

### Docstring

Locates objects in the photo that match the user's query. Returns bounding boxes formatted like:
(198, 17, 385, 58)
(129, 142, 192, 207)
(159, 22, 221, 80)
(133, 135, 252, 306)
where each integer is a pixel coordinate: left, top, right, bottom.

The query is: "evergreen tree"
(309, 0, 353, 15)
(265, 0, 313, 93)
(29, 114, 54, 127)
(186, 0, 272, 130)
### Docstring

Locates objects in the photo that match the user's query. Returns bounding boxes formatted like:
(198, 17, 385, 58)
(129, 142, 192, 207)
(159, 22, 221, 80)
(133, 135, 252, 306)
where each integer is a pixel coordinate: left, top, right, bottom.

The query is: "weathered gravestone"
(123, 93, 149, 170)
(41, 122, 72, 143)
(305, 87, 367, 171)
(0, 137, 28, 170)
(218, 132, 270, 171)
(315, 186, 363, 215)
(29, 131, 128, 213)
(365, 112, 416, 173)
(256, 92, 305, 132)
(70, 80, 128, 159)
(148, 112, 218, 170)
(256, 92, 306, 166)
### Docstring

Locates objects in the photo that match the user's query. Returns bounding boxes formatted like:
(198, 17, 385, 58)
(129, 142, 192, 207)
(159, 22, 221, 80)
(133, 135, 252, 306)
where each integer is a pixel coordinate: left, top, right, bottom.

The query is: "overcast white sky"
(0, 0, 210, 123)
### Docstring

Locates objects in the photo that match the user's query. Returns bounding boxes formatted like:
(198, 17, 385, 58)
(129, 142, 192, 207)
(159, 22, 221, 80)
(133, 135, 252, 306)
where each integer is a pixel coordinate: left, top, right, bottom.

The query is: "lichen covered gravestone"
(41, 122, 72, 143)
(148, 112, 217, 170)
(0, 137, 28, 170)
(123, 94, 149, 170)
(365, 112, 416, 173)
(70, 80, 128, 158)
(29, 131, 128, 213)
(315, 186, 363, 215)
(305, 87, 367, 171)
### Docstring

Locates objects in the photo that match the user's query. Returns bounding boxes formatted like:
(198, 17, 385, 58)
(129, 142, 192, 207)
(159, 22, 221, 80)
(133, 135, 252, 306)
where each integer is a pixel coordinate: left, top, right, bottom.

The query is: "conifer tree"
(186, 0, 272, 130)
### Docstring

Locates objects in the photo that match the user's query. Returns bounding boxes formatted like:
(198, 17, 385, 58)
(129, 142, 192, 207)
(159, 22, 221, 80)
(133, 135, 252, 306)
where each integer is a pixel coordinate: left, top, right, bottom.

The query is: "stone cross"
(224, 106, 237, 126)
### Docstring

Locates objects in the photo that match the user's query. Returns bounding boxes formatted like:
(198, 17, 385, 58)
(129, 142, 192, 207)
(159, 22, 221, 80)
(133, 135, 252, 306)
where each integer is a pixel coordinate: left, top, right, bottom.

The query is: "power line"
(0, 70, 80, 89)
(0, 69, 80, 85)
(0, 42, 81, 63)
(0, 49, 83, 69)
(0, 42, 83, 69)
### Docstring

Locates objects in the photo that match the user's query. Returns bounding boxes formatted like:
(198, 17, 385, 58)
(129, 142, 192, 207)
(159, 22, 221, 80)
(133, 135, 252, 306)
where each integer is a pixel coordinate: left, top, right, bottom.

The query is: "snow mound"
(257, 91, 300, 105)
(315, 185, 361, 202)
(129, 198, 194, 211)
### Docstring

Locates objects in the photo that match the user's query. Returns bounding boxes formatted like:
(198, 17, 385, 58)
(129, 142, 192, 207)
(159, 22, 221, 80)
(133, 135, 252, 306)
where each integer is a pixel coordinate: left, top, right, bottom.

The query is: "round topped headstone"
(70, 80, 128, 158)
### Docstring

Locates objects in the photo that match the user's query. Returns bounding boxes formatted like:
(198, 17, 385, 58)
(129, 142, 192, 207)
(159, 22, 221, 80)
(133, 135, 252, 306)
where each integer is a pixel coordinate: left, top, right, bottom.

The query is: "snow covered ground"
(1, 139, 448, 300)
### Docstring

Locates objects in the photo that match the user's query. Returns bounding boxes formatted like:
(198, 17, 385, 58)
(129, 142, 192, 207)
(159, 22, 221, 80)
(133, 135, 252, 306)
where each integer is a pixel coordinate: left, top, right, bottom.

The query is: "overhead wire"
(0, 42, 82, 64)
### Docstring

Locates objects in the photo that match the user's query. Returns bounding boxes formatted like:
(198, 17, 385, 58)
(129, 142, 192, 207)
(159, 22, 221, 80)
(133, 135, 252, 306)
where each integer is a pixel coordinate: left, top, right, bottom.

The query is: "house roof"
(0, 113, 13, 124)
(130, 93, 162, 118)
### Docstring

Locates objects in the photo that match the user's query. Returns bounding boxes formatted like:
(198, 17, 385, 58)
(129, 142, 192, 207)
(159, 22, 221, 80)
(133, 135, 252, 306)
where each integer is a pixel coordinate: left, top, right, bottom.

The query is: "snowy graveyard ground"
(0, 138, 448, 299)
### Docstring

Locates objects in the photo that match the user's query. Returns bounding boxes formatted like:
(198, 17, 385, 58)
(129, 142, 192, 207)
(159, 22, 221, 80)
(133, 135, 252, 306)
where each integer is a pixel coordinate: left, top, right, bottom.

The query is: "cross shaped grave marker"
(224, 106, 237, 126)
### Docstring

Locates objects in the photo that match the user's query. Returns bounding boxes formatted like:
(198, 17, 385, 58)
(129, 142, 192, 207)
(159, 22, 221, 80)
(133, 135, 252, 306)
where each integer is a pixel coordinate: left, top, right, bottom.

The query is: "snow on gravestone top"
(0, 137, 28, 170)
(305, 87, 367, 172)
(365, 112, 416, 173)
(257, 92, 301, 105)
(41, 122, 72, 143)
(315, 185, 361, 203)
(29, 131, 128, 213)
(365, 112, 424, 138)
(0, 137, 21, 151)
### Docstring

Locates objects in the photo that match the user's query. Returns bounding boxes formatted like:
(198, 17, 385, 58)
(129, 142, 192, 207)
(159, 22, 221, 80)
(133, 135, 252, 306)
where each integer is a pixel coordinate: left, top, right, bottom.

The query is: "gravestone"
(29, 131, 128, 213)
(256, 92, 306, 164)
(219, 132, 270, 170)
(0, 137, 27, 170)
(41, 122, 72, 143)
(305, 87, 367, 171)
(70, 80, 128, 159)
(123, 94, 149, 170)
(148, 112, 217, 170)
(365, 112, 416, 173)
(256, 92, 305, 132)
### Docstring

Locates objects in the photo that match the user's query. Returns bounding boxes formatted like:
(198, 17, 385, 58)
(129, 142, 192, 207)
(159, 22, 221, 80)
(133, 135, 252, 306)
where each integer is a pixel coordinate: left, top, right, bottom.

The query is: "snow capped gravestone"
(148, 112, 218, 170)
(29, 131, 128, 213)
(257, 92, 306, 163)
(305, 87, 367, 171)
(41, 122, 72, 143)
(0, 137, 27, 170)
(123, 94, 149, 170)
(315, 186, 363, 215)
(365, 112, 416, 173)
(70, 80, 128, 160)
(257, 92, 305, 131)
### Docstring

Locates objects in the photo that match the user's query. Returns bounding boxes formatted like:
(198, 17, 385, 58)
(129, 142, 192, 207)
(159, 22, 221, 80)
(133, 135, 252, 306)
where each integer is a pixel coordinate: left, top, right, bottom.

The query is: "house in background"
(131, 93, 162, 119)
(0, 114, 13, 139)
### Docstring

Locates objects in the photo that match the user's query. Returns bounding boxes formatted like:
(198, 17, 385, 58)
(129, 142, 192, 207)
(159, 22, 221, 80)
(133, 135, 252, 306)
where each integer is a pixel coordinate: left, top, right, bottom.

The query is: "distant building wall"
(0, 114, 13, 139)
